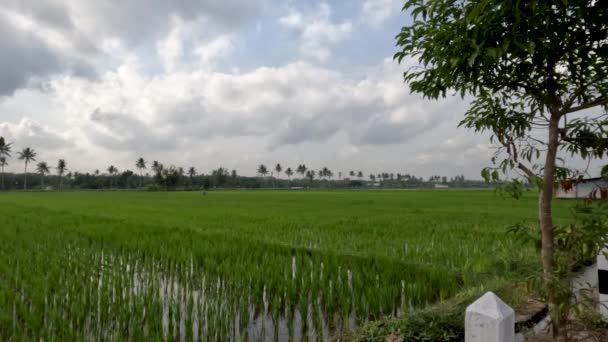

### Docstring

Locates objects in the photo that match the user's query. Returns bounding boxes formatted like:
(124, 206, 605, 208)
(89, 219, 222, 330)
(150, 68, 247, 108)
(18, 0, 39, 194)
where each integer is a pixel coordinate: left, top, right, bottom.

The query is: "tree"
(0, 137, 12, 190)
(178, 167, 185, 186)
(297, 164, 307, 177)
(306, 170, 315, 185)
(17, 147, 36, 190)
(275, 163, 282, 179)
(357, 171, 363, 180)
(257, 164, 268, 177)
(349, 170, 355, 178)
(107, 165, 118, 188)
(36, 162, 50, 189)
(57, 159, 67, 190)
(395, 0, 608, 337)
(188, 167, 197, 187)
(285, 167, 293, 179)
(0, 157, 7, 190)
(158, 166, 180, 190)
(152, 161, 162, 175)
(136, 157, 147, 187)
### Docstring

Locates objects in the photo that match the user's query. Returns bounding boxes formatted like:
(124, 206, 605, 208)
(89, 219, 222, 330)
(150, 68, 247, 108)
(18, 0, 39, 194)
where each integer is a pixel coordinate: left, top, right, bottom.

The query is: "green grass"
(0, 190, 572, 340)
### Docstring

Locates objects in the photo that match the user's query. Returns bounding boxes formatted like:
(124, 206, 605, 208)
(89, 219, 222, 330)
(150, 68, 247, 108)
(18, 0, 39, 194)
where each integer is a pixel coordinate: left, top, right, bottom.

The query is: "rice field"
(0, 190, 572, 340)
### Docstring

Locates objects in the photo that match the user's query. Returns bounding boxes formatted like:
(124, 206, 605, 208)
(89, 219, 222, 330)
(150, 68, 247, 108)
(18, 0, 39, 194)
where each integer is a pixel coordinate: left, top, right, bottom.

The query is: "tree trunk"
(24, 163, 27, 190)
(41, 175, 44, 189)
(1, 166, 4, 190)
(540, 114, 560, 338)
(59, 175, 63, 190)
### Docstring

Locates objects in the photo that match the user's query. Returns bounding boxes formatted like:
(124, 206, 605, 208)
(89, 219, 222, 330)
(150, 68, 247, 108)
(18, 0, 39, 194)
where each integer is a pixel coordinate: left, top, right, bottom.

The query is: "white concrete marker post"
(465, 291, 515, 342)
(598, 246, 608, 318)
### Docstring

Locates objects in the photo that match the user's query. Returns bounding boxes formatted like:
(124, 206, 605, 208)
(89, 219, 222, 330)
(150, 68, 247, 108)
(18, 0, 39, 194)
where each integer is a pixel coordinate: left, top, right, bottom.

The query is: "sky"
(0, 0, 603, 178)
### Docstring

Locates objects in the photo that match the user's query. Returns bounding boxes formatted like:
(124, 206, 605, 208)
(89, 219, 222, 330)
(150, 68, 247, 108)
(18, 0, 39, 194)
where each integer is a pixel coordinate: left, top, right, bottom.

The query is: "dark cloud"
(0, 20, 62, 97)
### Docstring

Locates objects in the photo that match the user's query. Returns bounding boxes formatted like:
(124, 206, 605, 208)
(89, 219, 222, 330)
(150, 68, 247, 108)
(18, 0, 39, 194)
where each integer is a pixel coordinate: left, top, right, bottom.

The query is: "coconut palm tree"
(297, 164, 307, 178)
(306, 170, 315, 185)
(0, 157, 8, 190)
(0, 137, 12, 190)
(357, 171, 363, 180)
(152, 161, 162, 175)
(17, 147, 36, 190)
(285, 167, 293, 179)
(57, 159, 67, 190)
(275, 163, 282, 179)
(136, 157, 146, 187)
(257, 164, 268, 177)
(107, 165, 118, 188)
(188, 167, 197, 187)
(36, 162, 50, 189)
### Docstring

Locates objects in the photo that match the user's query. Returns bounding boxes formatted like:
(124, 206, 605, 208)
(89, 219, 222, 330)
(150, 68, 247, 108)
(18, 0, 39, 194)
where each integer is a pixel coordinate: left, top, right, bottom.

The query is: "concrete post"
(598, 246, 608, 318)
(465, 291, 515, 342)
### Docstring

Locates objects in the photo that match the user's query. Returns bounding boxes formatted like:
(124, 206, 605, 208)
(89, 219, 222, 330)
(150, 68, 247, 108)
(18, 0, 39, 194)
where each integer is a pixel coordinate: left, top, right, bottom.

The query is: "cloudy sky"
(0, 0, 602, 178)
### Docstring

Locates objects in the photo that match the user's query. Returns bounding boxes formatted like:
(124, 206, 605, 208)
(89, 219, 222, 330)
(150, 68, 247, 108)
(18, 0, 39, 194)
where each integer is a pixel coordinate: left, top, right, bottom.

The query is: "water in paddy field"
(10, 247, 418, 341)
(153, 265, 352, 341)
(76, 253, 368, 341)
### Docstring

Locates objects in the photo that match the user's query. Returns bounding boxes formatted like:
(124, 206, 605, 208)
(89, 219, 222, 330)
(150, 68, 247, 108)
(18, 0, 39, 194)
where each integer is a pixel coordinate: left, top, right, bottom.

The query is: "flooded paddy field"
(0, 190, 571, 340)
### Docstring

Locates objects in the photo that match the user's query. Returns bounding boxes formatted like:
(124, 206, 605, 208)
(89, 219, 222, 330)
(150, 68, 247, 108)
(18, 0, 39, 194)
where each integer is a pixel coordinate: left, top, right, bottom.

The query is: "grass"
(0, 189, 572, 340)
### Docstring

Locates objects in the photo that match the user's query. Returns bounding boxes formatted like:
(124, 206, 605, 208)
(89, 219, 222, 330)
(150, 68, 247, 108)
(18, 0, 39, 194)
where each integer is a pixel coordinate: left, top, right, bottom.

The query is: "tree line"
(0, 137, 491, 191)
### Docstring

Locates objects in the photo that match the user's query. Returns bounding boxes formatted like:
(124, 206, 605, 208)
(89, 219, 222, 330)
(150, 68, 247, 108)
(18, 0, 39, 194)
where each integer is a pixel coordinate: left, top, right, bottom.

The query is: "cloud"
(0, 0, 267, 96)
(0, 14, 94, 97)
(360, 0, 403, 27)
(0, 118, 73, 151)
(41, 55, 466, 172)
(279, 3, 352, 61)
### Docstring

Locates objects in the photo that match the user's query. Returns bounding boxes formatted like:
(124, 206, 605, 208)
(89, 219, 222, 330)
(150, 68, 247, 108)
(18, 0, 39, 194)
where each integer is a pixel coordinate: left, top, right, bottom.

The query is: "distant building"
(434, 184, 449, 189)
(555, 177, 608, 199)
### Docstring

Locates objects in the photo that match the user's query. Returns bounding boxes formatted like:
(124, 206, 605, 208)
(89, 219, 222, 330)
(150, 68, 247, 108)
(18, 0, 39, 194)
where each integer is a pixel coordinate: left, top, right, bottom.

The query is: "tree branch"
(517, 162, 536, 178)
(560, 96, 608, 115)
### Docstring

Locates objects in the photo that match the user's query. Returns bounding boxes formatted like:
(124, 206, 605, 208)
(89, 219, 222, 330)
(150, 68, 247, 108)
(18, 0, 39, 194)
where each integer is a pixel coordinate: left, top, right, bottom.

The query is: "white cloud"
(279, 3, 352, 61)
(17, 55, 476, 175)
(361, 0, 402, 27)
(193, 35, 234, 69)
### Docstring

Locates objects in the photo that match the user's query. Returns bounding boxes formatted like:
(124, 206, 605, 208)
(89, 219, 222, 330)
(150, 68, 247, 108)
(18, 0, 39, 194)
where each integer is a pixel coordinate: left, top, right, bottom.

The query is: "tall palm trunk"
(140, 171, 143, 188)
(1, 165, 4, 190)
(59, 175, 63, 190)
(23, 162, 28, 190)
(40, 174, 44, 188)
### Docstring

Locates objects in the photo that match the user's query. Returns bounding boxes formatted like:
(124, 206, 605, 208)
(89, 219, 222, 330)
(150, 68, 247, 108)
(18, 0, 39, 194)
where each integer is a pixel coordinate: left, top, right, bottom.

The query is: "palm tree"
(17, 147, 36, 190)
(306, 170, 315, 185)
(176, 167, 184, 187)
(136, 157, 146, 187)
(275, 163, 282, 179)
(36, 162, 50, 188)
(188, 167, 197, 187)
(152, 161, 162, 175)
(349, 170, 355, 179)
(0, 137, 12, 190)
(297, 164, 307, 178)
(285, 167, 293, 179)
(57, 159, 67, 190)
(107, 165, 118, 188)
(257, 164, 268, 177)
(0, 157, 8, 190)
(357, 171, 363, 179)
